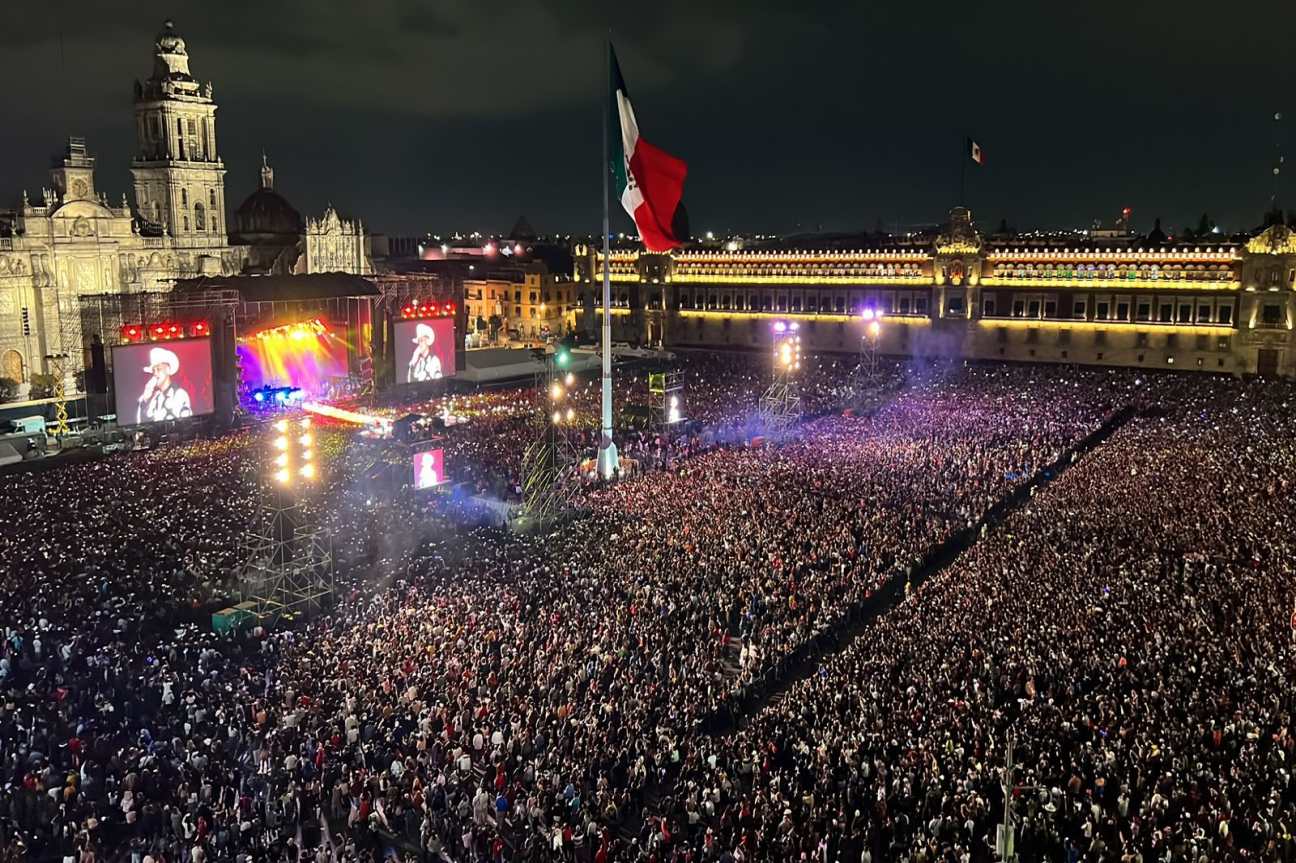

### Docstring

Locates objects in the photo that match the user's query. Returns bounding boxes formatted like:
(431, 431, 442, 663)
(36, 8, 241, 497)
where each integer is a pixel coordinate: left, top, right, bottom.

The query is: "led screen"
(236, 321, 349, 398)
(394, 318, 456, 384)
(412, 447, 446, 489)
(112, 338, 215, 425)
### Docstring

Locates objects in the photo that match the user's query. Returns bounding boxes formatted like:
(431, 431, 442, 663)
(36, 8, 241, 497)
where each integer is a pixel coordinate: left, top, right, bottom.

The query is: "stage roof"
(172, 273, 380, 302)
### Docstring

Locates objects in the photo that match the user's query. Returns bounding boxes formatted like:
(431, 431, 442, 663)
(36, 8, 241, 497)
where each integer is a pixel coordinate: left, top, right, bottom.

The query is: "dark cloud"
(0, 0, 1292, 236)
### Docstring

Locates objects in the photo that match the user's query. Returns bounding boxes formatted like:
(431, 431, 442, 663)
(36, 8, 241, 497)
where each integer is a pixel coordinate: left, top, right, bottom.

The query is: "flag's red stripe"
(628, 136, 687, 252)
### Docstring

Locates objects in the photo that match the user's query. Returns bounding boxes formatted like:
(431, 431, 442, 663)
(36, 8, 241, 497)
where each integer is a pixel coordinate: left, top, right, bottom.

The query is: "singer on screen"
(408, 323, 443, 382)
(136, 346, 192, 423)
(417, 452, 440, 488)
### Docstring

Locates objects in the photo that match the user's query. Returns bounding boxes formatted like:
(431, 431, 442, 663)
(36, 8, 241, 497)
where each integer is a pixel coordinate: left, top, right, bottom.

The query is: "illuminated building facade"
(576, 208, 1296, 377)
(0, 21, 371, 397)
(464, 263, 578, 342)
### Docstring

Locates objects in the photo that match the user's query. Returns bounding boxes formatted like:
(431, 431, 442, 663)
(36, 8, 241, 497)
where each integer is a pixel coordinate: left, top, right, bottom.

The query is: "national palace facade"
(575, 208, 1296, 377)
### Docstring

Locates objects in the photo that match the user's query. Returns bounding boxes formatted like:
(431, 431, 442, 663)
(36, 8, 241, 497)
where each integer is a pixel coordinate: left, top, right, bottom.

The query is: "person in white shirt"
(136, 347, 192, 423)
(407, 323, 443, 382)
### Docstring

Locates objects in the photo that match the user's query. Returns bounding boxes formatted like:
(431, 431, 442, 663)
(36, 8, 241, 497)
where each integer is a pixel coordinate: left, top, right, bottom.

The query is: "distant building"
(576, 207, 1296, 377)
(464, 262, 576, 342)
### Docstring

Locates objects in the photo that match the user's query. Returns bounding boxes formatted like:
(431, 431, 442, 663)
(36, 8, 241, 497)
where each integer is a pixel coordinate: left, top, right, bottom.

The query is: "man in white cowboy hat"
(407, 322, 443, 382)
(136, 346, 192, 423)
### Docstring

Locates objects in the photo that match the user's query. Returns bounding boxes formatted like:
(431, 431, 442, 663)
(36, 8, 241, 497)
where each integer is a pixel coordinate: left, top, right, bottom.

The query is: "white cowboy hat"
(413, 323, 435, 342)
(144, 347, 180, 375)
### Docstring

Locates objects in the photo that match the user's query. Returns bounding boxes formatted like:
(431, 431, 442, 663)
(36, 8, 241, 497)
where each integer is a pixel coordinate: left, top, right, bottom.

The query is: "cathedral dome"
(231, 187, 303, 242)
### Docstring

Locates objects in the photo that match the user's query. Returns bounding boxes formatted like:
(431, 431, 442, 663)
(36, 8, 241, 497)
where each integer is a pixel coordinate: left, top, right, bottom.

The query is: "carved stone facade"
(302, 207, 372, 275)
(0, 22, 245, 392)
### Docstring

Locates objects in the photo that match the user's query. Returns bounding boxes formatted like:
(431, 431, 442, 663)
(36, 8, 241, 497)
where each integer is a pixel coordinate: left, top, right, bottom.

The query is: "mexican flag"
(610, 44, 688, 252)
(968, 138, 985, 165)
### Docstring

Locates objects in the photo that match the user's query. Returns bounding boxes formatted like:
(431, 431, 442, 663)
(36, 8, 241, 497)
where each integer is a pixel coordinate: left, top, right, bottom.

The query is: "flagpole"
(598, 36, 619, 480)
(960, 137, 966, 206)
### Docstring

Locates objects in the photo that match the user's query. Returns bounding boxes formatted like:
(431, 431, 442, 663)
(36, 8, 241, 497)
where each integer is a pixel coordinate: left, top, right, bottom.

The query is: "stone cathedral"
(0, 21, 371, 394)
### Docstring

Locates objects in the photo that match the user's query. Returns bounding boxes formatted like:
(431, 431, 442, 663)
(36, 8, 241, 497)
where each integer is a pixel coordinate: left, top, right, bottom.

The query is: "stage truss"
(239, 487, 335, 621)
(648, 370, 684, 436)
(520, 351, 578, 525)
(759, 324, 802, 437)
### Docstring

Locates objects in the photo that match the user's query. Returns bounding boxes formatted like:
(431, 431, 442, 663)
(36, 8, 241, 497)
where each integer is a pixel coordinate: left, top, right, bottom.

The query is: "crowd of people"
(654, 376, 1296, 862)
(1, 355, 1291, 863)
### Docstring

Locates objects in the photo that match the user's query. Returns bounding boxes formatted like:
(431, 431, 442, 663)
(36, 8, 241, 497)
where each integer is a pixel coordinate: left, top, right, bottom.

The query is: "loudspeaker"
(88, 336, 108, 394)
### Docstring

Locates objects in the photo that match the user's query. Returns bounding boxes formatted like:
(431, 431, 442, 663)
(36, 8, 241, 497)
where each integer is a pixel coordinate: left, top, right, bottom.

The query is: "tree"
(28, 373, 55, 400)
(1196, 212, 1214, 236)
(0, 377, 18, 403)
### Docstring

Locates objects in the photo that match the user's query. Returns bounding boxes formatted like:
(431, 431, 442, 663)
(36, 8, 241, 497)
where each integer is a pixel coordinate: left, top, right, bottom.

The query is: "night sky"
(1, 0, 1292, 239)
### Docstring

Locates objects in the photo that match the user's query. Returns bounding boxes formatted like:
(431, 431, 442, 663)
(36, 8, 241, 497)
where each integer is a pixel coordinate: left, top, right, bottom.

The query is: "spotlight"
(275, 453, 288, 468)
(274, 436, 288, 451)
(299, 417, 311, 429)
(552, 410, 562, 424)
(298, 433, 312, 446)
(275, 468, 291, 485)
(300, 464, 315, 479)
(254, 392, 266, 403)
(550, 383, 563, 400)
(565, 373, 574, 386)
(565, 408, 575, 421)
(274, 420, 288, 433)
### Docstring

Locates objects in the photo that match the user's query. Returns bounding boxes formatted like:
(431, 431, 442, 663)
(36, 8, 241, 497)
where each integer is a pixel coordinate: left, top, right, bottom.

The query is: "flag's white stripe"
(615, 89, 644, 218)
(616, 90, 640, 161)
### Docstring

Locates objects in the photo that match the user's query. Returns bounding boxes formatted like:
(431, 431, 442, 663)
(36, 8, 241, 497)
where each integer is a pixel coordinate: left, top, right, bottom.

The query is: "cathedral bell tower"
(130, 20, 227, 245)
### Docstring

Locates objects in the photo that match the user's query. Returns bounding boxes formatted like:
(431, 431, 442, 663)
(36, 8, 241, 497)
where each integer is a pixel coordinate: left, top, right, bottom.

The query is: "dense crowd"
(656, 377, 1296, 862)
(1, 357, 1291, 863)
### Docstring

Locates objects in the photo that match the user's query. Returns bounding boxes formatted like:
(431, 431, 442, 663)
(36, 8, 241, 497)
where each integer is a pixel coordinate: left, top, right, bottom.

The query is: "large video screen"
(112, 338, 215, 425)
(236, 322, 349, 398)
(412, 447, 446, 490)
(394, 318, 456, 384)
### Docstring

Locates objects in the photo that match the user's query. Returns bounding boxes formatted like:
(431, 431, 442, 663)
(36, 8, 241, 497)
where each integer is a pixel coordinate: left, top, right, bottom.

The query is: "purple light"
(860, 309, 875, 321)
(789, 322, 800, 332)
(773, 321, 787, 333)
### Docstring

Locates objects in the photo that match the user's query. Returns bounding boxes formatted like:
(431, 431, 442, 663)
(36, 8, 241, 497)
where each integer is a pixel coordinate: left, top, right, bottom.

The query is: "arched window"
(181, 189, 188, 207)
(194, 202, 206, 231)
(210, 189, 217, 207)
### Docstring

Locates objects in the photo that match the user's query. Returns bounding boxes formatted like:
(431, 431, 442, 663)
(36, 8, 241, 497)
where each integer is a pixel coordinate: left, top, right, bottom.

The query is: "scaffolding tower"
(239, 418, 334, 621)
(647, 370, 685, 436)
(758, 323, 802, 437)
(520, 349, 579, 526)
(240, 492, 335, 621)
